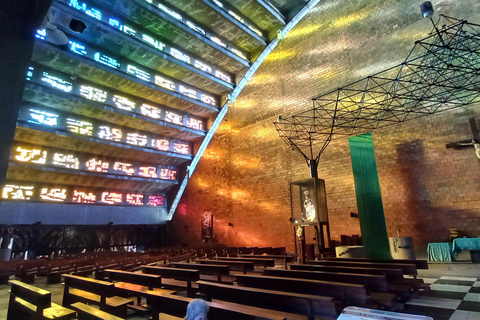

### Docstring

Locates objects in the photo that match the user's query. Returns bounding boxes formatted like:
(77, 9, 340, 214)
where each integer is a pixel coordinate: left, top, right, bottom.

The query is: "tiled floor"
(1, 259, 480, 319)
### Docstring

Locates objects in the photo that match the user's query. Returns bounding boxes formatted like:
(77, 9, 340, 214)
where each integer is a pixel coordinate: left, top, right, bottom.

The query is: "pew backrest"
(264, 267, 389, 292)
(309, 260, 417, 276)
(142, 266, 199, 281)
(236, 274, 368, 303)
(291, 264, 405, 281)
(8, 279, 51, 320)
(106, 269, 161, 290)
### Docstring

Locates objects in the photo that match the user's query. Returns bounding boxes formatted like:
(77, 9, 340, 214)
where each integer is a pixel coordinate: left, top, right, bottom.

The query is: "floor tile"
(457, 300, 480, 312)
(422, 278, 439, 284)
(421, 290, 467, 300)
(405, 296, 462, 309)
(449, 310, 480, 320)
(430, 284, 472, 293)
(435, 279, 476, 286)
(402, 305, 454, 320)
(440, 276, 478, 282)
(468, 286, 480, 293)
(463, 292, 480, 302)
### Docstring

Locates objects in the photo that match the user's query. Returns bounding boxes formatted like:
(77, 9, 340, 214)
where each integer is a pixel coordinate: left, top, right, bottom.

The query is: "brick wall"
(167, 0, 480, 253)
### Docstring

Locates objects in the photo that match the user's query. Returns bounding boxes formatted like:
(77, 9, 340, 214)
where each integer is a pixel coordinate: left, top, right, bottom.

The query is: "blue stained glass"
(69, 41, 87, 56)
(108, 18, 121, 29)
(35, 29, 46, 40)
(86, 8, 102, 20)
(69, 0, 102, 20)
(94, 52, 121, 69)
(69, 0, 86, 11)
(26, 67, 34, 81)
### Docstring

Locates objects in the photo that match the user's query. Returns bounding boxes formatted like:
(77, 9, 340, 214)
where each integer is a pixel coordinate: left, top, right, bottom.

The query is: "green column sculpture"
(348, 133, 391, 259)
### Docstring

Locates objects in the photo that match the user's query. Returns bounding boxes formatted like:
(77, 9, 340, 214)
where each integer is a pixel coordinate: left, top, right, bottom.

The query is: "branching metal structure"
(274, 15, 480, 173)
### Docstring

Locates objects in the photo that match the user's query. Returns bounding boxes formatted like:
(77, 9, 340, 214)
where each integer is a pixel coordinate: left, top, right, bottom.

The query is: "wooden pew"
(235, 274, 368, 304)
(71, 259, 96, 276)
(197, 280, 337, 319)
(323, 257, 428, 269)
(194, 259, 254, 273)
(168, 262, 231, 282)
(40, 260, 74, 284)
(106, 269, 162, 290)
(259, 247, 287, 255)
(166, 253, 196, 263)
(0, 260, 20, 284)
(240, 254, 296, 269)
(7, 279, 75, 320)
(291, 264, 405, 281)
(93, 258, 121, 280)
(15, 260, 46, 284)
(142, 265, 200, 295)
(62, 274, 133, 318)
(264, 268, 389, 292)
(215, 256, 275, 268)
(289, 264, 420, 299)
(309, 260, 418, 277)
(70, 302, 123, 320)
(143, 290, 289, 320)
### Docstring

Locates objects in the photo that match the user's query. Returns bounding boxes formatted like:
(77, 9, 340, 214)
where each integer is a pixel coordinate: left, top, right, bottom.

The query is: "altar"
(452, 238, 480, 263)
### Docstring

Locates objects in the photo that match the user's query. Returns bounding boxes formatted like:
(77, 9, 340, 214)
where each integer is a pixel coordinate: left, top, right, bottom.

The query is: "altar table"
(427, 242, 455, 262)
(452, 238, 480, 263)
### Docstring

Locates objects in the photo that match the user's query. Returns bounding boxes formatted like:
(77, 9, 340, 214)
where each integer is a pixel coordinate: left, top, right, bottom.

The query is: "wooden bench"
(194, 259, 254, 273)
(62, 274, 133, 318)
(197, 280, 337, 319)
(324, 257, 428, 269)
(106, 269, 162, 290)
(143, 289, 289, 320)
(215, 256, 275, 268)
(7, 279, 75, 320)
(264, 268, 389, 292)
(166, 253, 196, 263)
(15, 260, 46, 284)
(235, 274, 368, 304)
(256, 247, 287, 255)
(71, 259, 96, 276)
(70, 302, 123, 320)
(0, 260, 19, 284)
(240, 254, 296, 269)
(168, 262, 230, 282)
(309, 260, 418, 277)
(142, 265, 200, 295)
(291, 264, 405, 281)
(41, 260, 75, 284)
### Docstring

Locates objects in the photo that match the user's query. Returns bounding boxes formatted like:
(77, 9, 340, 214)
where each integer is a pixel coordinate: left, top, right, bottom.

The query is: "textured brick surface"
(168, 0, 480, 253)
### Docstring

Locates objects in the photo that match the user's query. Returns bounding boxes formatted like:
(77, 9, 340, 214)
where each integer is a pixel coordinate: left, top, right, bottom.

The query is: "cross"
(446, 117, 480, 159)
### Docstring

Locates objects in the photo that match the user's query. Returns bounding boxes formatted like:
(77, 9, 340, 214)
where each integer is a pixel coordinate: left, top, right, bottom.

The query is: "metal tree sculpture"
(274, 15, 480, 176)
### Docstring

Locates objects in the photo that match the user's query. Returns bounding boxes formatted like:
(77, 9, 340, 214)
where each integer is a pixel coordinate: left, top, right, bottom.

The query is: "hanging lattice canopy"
(274, 15, 480, 165)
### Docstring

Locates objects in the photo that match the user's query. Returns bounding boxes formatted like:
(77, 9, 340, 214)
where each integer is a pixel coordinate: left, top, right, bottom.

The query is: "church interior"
(1, 0, 480, 319)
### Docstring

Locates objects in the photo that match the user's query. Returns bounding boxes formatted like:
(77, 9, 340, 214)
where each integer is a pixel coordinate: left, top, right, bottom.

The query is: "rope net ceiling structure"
(274, 15, 480, 167)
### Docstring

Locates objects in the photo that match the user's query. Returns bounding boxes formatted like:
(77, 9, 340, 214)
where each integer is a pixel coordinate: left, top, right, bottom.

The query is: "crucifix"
(446, 118, 480, 159)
